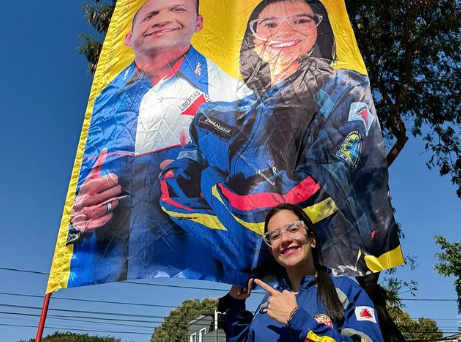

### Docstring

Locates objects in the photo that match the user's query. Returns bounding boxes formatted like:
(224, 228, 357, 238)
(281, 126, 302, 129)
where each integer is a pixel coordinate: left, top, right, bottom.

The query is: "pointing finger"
(254, 279, 278, 295)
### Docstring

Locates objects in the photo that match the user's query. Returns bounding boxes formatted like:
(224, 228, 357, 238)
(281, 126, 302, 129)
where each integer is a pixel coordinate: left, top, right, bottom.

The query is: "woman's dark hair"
(264, 203, 344, 323)
(240, 0, 336, 93)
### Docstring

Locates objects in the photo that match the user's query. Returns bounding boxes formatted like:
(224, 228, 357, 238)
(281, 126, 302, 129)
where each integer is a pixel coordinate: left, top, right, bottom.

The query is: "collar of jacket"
(276, 267, 333, 292)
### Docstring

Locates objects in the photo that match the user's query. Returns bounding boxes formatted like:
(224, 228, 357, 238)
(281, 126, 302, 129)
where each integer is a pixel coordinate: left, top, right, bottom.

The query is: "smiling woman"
(221, 203, 385, 342)
(248, 0, 328, 86)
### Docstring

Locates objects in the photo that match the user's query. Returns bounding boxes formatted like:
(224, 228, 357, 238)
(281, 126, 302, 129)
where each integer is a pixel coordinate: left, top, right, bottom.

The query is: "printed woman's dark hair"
(240, 0, 336, 93)
(264, 203, 344, 323)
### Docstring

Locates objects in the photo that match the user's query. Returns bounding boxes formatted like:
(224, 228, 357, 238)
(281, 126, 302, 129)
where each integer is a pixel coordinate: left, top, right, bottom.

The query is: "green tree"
(79, 0, 115, 73)
(346, 0, 461, 197)
(382, 271, 443, 341)
(388, 306, 443, 341)
(151, 298, 218, 342)
(18, 331, 123, 342)
(435, 236, 461, 313)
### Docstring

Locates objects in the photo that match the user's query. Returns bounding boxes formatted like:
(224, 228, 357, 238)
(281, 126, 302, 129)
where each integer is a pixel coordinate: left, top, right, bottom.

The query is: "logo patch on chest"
(335, 131, 362, 170)
(179, 90, 208, 116)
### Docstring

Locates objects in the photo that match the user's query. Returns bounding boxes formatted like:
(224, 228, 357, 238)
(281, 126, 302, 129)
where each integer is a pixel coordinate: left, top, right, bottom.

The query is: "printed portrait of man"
(67, 0, 250, 286)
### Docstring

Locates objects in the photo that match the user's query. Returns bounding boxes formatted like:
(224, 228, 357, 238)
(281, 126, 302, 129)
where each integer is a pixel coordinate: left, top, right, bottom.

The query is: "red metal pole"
(36, 292, 52, 342)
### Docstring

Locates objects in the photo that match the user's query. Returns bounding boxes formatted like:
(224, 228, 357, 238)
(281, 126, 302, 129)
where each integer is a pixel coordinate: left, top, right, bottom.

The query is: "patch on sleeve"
(335, 131, 362, 170)
(355, 306, 377, 323)
(313, 314, 333, 328)
(348, 102, 375, 136)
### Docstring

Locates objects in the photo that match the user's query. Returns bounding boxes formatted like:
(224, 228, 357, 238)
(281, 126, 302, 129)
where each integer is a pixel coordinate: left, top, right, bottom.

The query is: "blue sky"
(1, 1, 460, 342)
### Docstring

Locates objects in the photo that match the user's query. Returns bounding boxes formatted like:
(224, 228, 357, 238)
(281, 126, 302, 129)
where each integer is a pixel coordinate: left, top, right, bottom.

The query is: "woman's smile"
(267, 38, 302, 49)
(281, 245, 300, 255)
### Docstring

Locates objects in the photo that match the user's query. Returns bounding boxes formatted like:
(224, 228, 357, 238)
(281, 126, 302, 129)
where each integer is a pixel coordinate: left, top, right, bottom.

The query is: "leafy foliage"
(78, 35, 104, 73)
(79, 0, 116, 72)
(346, 0, 461, 197)
(388, 305, 443, 341)
(151, 298, 218, 342)
(435, 235, 461, 313)
(18, 331, 123, 342)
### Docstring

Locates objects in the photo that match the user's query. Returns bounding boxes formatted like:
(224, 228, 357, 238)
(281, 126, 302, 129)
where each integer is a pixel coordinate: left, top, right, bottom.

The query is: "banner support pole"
(36, 292, 52, 342)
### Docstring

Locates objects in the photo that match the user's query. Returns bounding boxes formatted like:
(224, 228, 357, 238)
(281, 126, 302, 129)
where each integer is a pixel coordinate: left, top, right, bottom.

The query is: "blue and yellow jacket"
(224, 275, 384, 342)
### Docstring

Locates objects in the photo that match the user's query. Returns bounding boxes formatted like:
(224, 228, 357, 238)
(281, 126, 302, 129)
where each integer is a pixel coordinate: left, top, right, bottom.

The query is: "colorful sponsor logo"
(313, 313, 333, 328)
(355, 306, 377, 323)
(194, 62, 202, 76)
(335, 131, 362, 170)
(348, 102, 375, 136)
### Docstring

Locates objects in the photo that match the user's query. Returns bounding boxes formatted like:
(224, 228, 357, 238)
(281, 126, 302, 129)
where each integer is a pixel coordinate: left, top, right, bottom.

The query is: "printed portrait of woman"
(160, 0, 401, 286)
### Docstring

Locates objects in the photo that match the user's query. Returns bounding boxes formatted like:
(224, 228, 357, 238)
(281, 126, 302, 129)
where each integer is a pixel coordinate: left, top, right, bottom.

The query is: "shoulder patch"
(335, 131, 362, 170)
(348, 102, 375, 136)
(355, 306, 377, 323)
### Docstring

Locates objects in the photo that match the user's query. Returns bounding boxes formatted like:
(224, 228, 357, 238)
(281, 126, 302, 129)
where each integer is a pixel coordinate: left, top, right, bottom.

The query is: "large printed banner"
(47, 0, 403, 293)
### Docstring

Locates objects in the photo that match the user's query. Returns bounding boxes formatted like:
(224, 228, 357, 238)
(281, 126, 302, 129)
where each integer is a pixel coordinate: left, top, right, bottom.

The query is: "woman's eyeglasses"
(250, 13, 322, 41)
(263, 220, 308, 246)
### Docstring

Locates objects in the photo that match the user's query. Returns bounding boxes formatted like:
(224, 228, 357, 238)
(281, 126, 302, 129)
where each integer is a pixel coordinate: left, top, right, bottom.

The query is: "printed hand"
(71, 148, 122, 232)
(254, 279, 298, 325)
(229, 278, 254, 300)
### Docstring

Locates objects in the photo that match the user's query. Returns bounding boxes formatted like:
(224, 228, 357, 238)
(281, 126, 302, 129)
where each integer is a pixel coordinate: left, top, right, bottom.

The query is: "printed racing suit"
(68, 46, 250, 286)
(159, 61, 402, 286)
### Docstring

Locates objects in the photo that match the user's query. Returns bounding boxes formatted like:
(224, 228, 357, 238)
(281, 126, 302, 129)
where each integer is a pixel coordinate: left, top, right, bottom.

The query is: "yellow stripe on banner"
(46, 0, 143, 294)
(212, 186, 265, 236)
(212, 186, 338, 236)
(364, 245, 405, 272)
(161, 207, 227, 231)
(302, 198, 338, 224)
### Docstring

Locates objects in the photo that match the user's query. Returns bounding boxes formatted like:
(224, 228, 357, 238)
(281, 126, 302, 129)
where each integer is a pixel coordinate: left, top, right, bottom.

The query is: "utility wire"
(0, 304, 226, 326)
(0, 311, 161, 327)
(0, 303, 166, 319)
(0, 267, 48, 275)
(400, 298, 457, 302)
(0, 266, 236, 293)
(0, 292, 177, 308)
(0, 311, 221, 327)
(0, 322, 152, 335)
(1, 266, 457, 301)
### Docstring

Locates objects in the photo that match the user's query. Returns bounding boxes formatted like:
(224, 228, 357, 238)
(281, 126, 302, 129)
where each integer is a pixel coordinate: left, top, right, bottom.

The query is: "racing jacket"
(68, 46, 250, 287)
(223, 275, 384, 342)
(159, 58, 402, 286)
